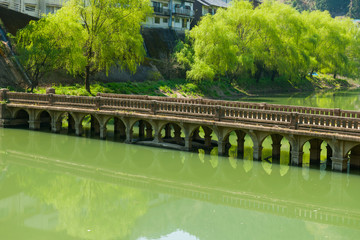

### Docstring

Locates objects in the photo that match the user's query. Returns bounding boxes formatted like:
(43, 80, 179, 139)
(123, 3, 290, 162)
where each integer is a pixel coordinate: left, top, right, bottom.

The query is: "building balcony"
(153, 6, 170, 16)
(173, 7, 194, 17)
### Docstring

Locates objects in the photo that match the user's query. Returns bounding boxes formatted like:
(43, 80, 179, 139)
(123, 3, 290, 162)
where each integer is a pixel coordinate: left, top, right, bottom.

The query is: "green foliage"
(16, 0, 152, 93)
(179, 0, 360, 83)
(14, 15, 71, 91)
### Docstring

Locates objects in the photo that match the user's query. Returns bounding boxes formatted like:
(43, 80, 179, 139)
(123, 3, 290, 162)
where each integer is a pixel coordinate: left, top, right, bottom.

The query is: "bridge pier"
(146, 125, 153, 139)
(253, 146, 263, 161)
(51, 118, 62, 133)
(29, 120, 40, 130)
(100, 126, 107, 139)
(290, 151, 303, 166)
(125, 128, 132, 143)
(74, 121, 83, 136)
(218, 139, 227, 156)
(309, 139, 322, 166)
(68, 114, 75, 133)
(91, 116, 100, 135)
(331, 157, 348, 172)
(139, 120, 145, 138)
(237, 132, 246, 158)
(185, 136, 192, 151)
(164, 124, 171, 139)
(154, 127, 161, 143)
(204, 127, 212, 148)
(173, 125, 182, 144)
(271, 134, 282, 162)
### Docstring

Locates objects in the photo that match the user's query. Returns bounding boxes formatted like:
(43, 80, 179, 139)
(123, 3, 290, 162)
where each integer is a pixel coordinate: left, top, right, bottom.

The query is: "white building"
(0, 0, 63, 17)
(0, 0, 195, 31)
(147, 0, 194, 30)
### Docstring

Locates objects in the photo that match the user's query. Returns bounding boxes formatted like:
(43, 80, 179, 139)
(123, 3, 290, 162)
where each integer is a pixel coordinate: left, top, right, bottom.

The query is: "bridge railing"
(3, 90, 360, 134)
(97, 93, 356, 118)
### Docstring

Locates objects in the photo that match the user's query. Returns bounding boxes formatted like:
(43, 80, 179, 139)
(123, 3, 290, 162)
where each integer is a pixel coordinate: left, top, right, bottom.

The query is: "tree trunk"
(333, 73, 337, 79)
(271, 70, 277, 82)
(310, 69, 314, 79)
(85, 65, 91, 94)
(255, 69, 262, 83)
(255, 63, 263, 84)
(30, 79, 38, 93)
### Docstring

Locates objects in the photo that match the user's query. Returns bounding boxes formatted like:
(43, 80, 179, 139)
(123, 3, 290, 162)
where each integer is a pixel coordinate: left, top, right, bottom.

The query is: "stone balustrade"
(3, 90, 360, 135)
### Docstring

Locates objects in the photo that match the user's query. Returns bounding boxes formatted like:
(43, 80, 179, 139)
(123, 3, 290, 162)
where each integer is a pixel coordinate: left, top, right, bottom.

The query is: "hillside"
(281, 0, 359, 18)
(0, 41, 27, 90)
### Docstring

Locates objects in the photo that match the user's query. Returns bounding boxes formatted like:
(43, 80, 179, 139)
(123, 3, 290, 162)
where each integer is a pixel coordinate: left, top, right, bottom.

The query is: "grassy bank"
(33, 74, 358, 99)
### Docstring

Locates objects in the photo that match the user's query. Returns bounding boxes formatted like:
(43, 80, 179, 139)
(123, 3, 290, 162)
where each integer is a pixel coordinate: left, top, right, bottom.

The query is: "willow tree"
(16, 0, 152, 93)
(15, 14, 73, 91)
(179, 0, 359, 83)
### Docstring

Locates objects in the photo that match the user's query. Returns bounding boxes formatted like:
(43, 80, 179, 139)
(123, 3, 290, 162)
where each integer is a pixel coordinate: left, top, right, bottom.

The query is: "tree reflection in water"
(17, 171, 149, 240)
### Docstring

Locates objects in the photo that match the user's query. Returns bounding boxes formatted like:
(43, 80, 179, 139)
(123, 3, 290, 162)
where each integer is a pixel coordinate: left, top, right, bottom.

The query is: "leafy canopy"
(15, 0, 152, 92)
(177, 0, 360, 82)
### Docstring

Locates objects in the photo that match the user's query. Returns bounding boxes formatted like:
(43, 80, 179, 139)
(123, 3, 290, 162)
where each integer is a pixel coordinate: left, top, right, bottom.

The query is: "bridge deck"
(3, 90, 360, 139)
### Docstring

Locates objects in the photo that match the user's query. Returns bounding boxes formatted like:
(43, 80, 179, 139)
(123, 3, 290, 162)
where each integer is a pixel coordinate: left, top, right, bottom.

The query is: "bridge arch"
(52, 112, 78, 133)
(186, 125, 220, 154)
(36, 110, 52, 130)
(345, 144, 360, 171)
(222, 129, 254, 159)
(259, 134, 292, 165)
(300, 138, 333, 168)
(104, 116, 126, 140)
(130, 119, 154, 142)
(78, 114, 101, 137)
(12, 108, 30, 128)
(157, 122, 185, 146)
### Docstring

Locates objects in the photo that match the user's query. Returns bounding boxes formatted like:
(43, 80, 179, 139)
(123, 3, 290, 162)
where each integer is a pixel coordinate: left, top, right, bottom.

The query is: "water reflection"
(240, 88, 360, 111)
(0, 128, 360, 239)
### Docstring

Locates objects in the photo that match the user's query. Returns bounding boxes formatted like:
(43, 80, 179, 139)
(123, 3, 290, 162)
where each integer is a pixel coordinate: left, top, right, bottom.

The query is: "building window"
(163, 3, 168, 8)
(182, 19, 187, 28)
(46, 5, 60, 14)
(25, 4, 36, 12)
(155, 17, 160, 24)
(163, 18, 168, 23)
(175, 18, 180, 23)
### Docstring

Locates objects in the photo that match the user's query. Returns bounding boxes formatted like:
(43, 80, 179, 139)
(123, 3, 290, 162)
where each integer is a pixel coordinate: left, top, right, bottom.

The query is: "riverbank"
(33, 74, 359, 99)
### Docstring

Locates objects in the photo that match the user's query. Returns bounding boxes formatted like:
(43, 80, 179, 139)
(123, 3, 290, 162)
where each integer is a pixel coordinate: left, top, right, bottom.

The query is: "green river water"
(1, 90, 360, 239)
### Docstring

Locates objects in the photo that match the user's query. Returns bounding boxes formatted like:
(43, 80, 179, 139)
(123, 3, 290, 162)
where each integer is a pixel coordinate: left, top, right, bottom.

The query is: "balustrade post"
(46, 87, 55, 95)
(334, 108, 341, 116)
(290, 112, 299, 129)
(0, 88, 8, 103)
(48, 94, 53, 105)
(260, 102, 267, 110)
(151, 100, 157, 115)
(96, 96, 101, 109)
(215, 106, 224, 121)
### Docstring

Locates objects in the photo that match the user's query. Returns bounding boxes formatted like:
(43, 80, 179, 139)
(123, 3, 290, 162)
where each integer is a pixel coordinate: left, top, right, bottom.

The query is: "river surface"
(1, 90, 360, 239)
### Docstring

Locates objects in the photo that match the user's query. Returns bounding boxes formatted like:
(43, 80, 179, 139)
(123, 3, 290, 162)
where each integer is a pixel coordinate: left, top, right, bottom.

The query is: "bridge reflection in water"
(0, 128, 359, 239)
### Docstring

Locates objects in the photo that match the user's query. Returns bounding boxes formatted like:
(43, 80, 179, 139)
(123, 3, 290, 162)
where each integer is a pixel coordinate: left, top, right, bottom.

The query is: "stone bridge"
(1, 88, 360, 172)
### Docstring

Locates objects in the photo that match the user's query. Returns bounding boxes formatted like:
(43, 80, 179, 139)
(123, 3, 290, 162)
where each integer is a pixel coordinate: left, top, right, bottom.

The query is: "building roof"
(198, 0, 228, 8)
